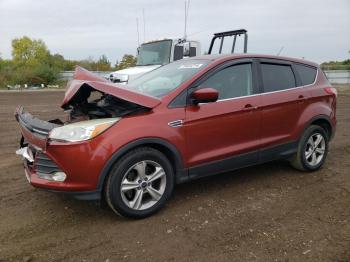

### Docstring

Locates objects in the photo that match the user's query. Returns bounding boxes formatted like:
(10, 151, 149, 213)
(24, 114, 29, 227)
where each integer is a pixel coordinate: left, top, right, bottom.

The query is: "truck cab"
(109, 38, 201, 84)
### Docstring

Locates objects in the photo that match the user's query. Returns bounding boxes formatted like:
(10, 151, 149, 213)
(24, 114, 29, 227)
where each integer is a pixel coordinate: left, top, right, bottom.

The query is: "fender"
(295, 100, 333, 139)
(303, 114, 334, 139)
(96, 137, 188, 192)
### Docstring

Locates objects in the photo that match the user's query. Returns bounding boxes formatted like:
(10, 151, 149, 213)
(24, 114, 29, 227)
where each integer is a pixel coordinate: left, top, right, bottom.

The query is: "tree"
(10, 36, 60, 85)
(114, 60, 119, 69)
(0, 55, 3, 71)
(95, 54, 111, 71)
(12, 36, 50, 63)
(50, 53, 65, 70)
(115, 54, 137, 70)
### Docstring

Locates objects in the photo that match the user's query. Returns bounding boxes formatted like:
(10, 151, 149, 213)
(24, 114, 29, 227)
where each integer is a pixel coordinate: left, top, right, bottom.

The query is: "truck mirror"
(189, 47, 196, 57)
(174, 46, 184, 61)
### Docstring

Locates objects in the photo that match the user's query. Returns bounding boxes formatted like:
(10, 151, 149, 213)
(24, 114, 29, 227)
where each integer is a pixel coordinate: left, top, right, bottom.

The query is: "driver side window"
(198, 63, 253, 100)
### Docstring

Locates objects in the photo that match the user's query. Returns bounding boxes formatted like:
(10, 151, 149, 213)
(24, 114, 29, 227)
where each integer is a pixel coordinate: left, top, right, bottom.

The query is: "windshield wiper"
(136, 63, 160, 66)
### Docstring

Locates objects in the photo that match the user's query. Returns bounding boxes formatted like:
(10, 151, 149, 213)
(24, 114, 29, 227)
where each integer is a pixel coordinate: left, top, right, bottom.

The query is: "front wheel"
(105, 147, 174, 218)
(291, 125, 329, 171)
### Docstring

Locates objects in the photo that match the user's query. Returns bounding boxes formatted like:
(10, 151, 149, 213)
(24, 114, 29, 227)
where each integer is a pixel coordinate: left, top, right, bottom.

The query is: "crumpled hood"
(61, 66, 161, 109)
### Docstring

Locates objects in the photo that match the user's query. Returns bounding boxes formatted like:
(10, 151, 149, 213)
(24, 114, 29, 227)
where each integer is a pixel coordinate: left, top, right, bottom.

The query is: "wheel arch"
(97, 138, 188, 193)
(304, 115, 333, 140)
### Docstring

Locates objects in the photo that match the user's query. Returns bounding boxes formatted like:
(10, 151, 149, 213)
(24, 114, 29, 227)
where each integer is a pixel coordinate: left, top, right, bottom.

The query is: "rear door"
(258, 59, 309, 160)
(184, 59, 262, 178)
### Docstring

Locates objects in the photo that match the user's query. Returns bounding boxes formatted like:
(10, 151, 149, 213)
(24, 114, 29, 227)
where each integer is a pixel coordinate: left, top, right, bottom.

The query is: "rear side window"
(261, 63, 296, 92)
(295, 64, 317, 86)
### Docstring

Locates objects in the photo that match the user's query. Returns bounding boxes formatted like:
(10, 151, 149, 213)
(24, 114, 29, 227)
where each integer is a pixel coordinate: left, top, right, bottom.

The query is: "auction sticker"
(178, 63, 203, 69)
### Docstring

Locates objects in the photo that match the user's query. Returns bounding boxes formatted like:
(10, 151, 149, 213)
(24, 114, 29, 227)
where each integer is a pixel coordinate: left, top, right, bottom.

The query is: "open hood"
(61, 66, 161, 109)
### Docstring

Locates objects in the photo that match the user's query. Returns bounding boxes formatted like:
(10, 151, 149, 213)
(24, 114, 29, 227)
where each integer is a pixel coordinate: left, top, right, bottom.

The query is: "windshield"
(127, 59, 210, 97)
(137, 40, 172, 66)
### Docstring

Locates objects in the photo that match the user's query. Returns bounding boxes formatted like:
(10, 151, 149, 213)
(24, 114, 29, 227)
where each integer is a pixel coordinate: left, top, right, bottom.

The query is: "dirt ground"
(0, 88, 349, 262)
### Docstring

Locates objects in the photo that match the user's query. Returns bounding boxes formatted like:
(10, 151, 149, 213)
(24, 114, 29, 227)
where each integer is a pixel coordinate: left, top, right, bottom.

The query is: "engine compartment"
(68, 92, 148, 123)
(15, 89, 150, 139)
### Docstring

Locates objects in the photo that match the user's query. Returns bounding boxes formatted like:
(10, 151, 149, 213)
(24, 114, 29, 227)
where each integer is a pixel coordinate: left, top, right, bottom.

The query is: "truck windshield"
(137, 40, 172, 66)
(127, 59, 210, 97)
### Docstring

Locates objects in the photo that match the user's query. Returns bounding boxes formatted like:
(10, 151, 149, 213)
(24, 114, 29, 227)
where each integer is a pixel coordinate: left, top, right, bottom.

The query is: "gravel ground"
(0, 88, 349, 262)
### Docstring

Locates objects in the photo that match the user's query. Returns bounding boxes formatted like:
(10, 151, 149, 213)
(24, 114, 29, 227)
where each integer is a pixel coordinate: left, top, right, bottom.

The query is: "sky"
(0, 0, 349, 64)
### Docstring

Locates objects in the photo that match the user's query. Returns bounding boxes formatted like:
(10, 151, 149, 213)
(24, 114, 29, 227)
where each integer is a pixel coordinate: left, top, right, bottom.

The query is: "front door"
(184, 60, 261, 178)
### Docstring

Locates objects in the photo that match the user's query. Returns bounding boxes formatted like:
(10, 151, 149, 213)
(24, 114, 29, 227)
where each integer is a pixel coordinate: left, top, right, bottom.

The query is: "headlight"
(49, 118, 120, 142)
(114, 74, 129, 82)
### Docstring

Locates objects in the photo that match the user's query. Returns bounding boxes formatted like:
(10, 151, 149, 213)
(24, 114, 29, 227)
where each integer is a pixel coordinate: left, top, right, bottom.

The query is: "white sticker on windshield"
(178, 63, 203, 69)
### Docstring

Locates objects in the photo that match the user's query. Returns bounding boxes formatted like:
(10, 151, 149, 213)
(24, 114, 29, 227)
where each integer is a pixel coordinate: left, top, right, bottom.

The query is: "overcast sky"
(0, 0, 349, 64)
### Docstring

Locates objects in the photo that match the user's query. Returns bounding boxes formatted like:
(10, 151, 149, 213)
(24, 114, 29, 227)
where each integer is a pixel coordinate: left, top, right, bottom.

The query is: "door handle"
(298, 95, 306, 103)
(242, 104, 258, 111)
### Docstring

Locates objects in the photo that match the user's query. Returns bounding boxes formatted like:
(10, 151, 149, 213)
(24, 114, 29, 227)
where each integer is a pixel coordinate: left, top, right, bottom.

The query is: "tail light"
(324, 87, 337, 97)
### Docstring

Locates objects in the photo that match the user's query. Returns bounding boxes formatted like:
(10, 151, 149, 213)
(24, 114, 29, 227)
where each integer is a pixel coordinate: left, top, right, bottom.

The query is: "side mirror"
(174, 45, 184, 61)
(191, 88, 219, 104)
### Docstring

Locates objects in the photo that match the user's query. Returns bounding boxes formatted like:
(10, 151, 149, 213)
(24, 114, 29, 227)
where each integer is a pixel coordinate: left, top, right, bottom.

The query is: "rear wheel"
(291, 125, 329, 171)
(105, 147, 174, 218)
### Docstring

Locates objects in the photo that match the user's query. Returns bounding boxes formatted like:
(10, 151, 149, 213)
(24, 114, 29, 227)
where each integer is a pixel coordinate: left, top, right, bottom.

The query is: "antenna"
(136, 18, 140, 46)
(277, 46, 284, 56)
(184, 0, 190, 40)
(142, 8, 146, 42)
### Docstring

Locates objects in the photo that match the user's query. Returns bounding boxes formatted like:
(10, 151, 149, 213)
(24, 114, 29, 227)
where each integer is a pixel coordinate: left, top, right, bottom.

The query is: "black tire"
(104, 147, 174, 218)
(290, 125, 329, 171)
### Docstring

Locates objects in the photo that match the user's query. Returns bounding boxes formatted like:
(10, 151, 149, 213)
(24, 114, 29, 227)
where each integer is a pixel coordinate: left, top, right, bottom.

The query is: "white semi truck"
(109, 38, 201, 84)
(109, 29, 248, 84)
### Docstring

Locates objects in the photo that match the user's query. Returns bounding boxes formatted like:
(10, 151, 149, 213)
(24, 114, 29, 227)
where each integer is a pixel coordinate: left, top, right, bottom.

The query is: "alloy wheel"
(304, 133, 326, 167)
(120, 160, 166, 210)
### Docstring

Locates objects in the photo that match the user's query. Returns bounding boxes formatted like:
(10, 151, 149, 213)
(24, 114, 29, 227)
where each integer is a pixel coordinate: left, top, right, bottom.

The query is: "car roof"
(189, 53, 318, 67)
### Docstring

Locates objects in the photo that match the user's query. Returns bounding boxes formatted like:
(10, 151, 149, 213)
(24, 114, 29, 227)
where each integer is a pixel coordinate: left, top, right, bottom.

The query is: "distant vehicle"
(109, 38, 201, 83)
(108, 29, 249, 84)
(15, 53, 336, 218)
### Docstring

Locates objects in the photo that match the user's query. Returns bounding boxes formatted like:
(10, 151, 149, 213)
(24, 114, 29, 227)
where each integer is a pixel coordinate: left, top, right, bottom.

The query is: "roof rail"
(208, 29, 248, 54)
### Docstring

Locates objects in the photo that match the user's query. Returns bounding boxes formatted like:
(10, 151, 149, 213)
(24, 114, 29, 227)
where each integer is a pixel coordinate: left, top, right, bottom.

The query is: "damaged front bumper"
(16, 147, 67, 182)
(14, 106, 104, 200)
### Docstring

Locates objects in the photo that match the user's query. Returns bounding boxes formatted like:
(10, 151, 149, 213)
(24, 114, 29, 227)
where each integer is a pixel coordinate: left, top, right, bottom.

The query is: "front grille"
(35, 152, 62, 174)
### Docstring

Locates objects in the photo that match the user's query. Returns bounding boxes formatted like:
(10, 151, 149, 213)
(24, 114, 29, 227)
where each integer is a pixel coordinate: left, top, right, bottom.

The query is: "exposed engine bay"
(67, 91, 148, 123)
(15, 89, 150, 140)
(15, 66, 160, 137)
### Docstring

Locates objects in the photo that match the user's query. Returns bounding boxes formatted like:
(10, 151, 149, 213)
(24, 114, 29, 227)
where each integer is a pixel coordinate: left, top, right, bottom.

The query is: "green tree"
(94, 54, 111, 71)
(115, 54, 137, 70)
(12, 36, 50, 64)
(0, 55, 3, 71)
(10, 36, 61, 85)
